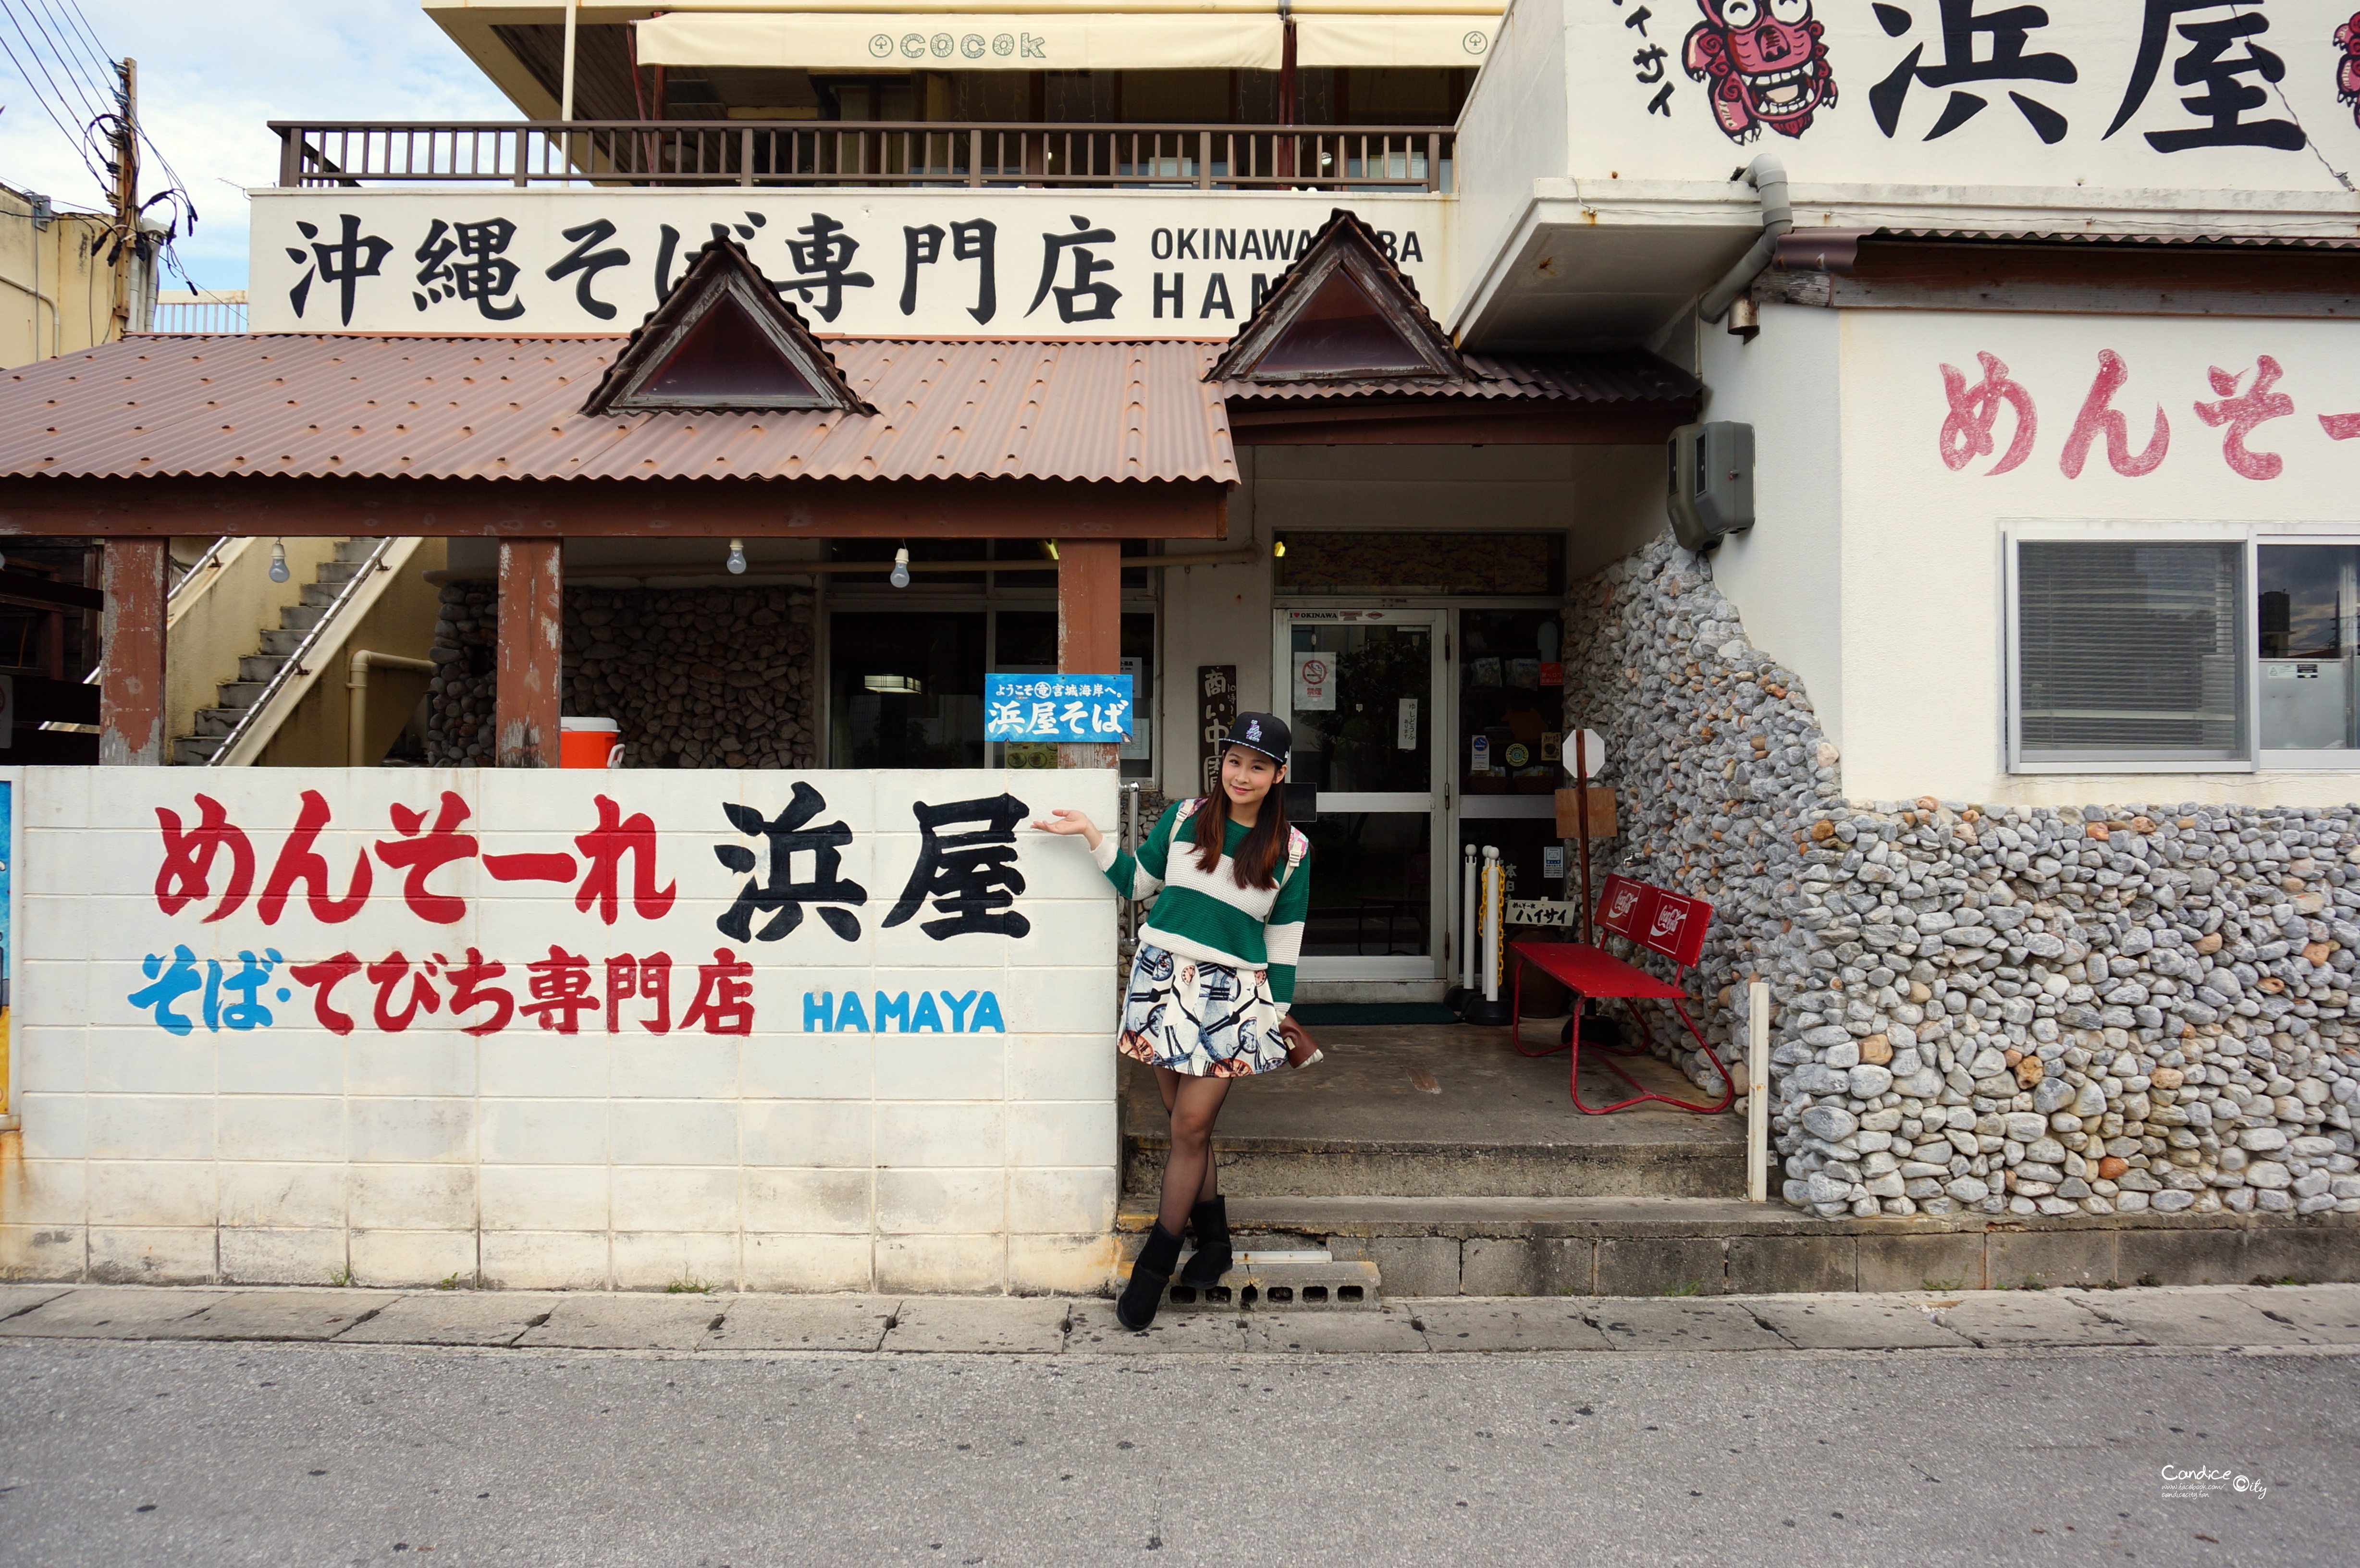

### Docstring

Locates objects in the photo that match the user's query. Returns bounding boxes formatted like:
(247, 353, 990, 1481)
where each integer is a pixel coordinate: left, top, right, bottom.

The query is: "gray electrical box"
(1667, 421, 1755, 552)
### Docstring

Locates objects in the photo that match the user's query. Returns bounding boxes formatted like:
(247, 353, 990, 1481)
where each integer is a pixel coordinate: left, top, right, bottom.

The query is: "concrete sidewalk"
(2, 1279, 2356, 1355)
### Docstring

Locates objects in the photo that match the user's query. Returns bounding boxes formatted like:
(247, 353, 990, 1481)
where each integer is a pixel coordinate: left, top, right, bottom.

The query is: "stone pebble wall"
(1567, 532, 2360, 1221)
(424, 582, 816, 768)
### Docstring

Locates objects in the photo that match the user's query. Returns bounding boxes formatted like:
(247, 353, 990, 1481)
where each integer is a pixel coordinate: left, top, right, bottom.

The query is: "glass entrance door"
(1275, 609, 1444, 981)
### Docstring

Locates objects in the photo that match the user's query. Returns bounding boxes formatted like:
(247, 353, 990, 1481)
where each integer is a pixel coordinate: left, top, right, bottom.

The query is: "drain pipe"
(348, 649, 435, 766)
(1698, 154, 1792, 334)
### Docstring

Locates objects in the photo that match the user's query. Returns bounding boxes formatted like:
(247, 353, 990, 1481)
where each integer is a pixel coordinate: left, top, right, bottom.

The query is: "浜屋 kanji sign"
(1565, 0, 2360, 194)
(9, 768, 1122, 1291)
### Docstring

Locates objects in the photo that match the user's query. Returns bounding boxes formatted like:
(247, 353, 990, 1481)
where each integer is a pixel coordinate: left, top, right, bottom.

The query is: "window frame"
(2003, 520, 2255, 775)
(2005, 520, 2360, 776)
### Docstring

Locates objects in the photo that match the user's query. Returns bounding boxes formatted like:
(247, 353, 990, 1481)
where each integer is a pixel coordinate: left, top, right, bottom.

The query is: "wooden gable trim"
(581, 237, 874, 416)
(1206, 207, 1471, 386)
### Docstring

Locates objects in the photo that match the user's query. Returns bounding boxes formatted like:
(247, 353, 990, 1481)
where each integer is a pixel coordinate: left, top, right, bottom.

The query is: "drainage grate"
(1119, 1247, 1382, 1311)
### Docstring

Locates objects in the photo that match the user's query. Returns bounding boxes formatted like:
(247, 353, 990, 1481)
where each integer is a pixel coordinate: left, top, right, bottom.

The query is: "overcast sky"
(1, 0, 512, 291)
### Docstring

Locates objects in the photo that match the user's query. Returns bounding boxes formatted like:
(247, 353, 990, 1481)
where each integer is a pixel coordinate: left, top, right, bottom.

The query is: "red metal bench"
(1508, 874, 1735, 1115)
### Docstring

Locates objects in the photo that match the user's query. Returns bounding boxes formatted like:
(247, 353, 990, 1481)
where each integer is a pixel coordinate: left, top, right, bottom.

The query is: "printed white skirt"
(1119, 943, 1293, 1078)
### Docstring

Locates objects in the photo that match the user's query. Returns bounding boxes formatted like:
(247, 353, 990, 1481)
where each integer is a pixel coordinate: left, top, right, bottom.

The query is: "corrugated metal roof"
(1222, 349, 1701, 404)
(0, 334, 1237, 485)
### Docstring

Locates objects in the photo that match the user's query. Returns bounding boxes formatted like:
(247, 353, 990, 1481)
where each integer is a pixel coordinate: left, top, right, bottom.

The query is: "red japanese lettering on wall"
(1936, 350, 2360, 480)
(283, 943, 751, 1037)
(149, 791, 674, 928)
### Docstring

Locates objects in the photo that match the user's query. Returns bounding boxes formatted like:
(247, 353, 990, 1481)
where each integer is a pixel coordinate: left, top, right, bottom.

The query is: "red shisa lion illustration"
(2339, 12, 2360, 125)
(1683, 0, 1837, 142)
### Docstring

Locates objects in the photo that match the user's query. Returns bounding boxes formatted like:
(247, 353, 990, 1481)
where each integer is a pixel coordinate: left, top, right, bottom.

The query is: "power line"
(0, 18, 106, 187)
(2, 0, 106, 130)
(37, 0, 112, 90)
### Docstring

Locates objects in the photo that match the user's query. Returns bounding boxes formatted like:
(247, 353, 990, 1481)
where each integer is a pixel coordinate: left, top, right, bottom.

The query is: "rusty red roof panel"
(1221, 349, 1701, 404)
(0, 334, 1237, 485)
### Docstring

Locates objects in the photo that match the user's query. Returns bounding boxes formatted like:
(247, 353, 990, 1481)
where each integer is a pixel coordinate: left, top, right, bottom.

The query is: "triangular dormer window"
(1209, 208, 1470, 386)
(583, 237, 872, 416)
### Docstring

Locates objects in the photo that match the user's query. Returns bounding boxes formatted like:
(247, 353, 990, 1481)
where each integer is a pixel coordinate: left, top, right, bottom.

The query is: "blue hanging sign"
(985, 673, 1134, 742)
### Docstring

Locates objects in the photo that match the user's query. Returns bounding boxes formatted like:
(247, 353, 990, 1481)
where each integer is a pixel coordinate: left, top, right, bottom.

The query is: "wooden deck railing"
(270, 120, 1455, 193)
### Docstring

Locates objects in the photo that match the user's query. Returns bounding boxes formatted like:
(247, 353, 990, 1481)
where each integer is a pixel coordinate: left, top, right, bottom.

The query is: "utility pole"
(109, 56, 138, 343)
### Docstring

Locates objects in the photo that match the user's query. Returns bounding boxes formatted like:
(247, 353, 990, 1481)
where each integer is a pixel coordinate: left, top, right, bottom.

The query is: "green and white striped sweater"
(1093, 798, 1312, 1009)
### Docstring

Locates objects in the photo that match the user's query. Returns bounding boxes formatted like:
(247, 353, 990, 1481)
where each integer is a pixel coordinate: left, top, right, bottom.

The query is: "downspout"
(0, 271, 61, 360)
(1697, 154, 1791, 332)
(348, 649, 435, 767)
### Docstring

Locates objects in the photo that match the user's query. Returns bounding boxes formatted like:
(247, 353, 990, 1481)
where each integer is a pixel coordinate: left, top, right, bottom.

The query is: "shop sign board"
(985, 673, 1134, 741)
(1197, 664, 1239, 795)
(249, 189, 1447, 339)
(1562, 0, 2360, 195)
(7, 769, 1120, 1291)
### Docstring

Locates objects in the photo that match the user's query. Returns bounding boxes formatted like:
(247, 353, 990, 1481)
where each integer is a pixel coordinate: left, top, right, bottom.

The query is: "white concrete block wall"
(0, 767, 1120, 1294)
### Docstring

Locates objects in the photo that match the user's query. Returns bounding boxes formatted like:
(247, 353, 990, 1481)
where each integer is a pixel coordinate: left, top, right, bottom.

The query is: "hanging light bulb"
(889, 546, 911, 589)
(726, 539, 748, 575)
(268, 539, 290, 583)
(1273, 539, 1287, 558)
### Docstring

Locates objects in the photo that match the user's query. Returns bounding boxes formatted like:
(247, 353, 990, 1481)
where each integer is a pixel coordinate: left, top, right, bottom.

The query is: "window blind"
(2017, 540, 2243, 760)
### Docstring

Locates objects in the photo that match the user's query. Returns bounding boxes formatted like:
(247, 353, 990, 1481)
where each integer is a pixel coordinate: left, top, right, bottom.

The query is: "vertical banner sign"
(1198, 665, 1238, 795)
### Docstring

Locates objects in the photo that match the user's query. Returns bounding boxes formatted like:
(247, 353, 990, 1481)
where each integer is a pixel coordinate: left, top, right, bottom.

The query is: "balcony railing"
(271, 120, 1455, 193)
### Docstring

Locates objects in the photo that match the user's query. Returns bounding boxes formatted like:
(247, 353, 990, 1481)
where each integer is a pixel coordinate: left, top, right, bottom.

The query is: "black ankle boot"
(1180, 1195, 1231, 1287)
(1117, 1222, 1184, 1330)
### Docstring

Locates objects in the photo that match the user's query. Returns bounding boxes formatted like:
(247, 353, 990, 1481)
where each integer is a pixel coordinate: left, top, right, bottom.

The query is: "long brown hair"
(1193, 745, 1291, 890)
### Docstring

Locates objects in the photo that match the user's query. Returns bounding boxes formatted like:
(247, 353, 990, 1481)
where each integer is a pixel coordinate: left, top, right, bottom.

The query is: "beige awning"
(635, 11, 1287, 71)
(1293, 13, 1497, 66)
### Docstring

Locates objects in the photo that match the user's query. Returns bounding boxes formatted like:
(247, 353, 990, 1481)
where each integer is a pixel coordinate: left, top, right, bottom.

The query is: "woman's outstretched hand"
(1030, 808, 1103, 852)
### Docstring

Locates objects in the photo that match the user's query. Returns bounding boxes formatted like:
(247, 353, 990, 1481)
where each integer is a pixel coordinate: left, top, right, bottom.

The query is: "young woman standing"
(1032, 712, 1319, 1330)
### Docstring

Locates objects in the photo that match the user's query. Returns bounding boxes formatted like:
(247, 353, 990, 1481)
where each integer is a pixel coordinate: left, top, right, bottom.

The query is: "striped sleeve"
(1264, 846, 1311, 1010)
(1092, 801, 1179, 902)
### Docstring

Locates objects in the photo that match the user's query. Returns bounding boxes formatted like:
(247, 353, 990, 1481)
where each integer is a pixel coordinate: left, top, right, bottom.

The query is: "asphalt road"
(0, 1339, 2351, 1568)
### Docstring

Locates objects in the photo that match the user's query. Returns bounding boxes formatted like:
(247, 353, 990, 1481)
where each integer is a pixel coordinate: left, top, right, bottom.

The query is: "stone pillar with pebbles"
(1566, 531, 2360, 1220)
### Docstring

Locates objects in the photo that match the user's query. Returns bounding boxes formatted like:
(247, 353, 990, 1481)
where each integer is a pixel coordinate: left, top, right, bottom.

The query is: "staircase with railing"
(175, 538, 387, 765)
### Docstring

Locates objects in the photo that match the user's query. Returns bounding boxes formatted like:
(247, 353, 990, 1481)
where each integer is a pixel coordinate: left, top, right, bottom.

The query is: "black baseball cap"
(1226, 711, 1291, 766)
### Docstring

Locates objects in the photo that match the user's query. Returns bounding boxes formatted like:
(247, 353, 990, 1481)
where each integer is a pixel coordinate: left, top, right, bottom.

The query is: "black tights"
(1153, 1066, 1229, 1236)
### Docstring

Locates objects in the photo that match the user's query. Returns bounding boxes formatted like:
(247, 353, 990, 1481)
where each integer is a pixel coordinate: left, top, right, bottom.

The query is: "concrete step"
(1124, 1127, 1746, 1199)
(1114, 1193, 2360, 1298)
(1119, 1029, 1746, 1200)
(298, 582, 341, 608)
(213, 681, 271, 710)
(190, 707, 238, 738)
(258, 627, 305, 655)
(171, 735, 225, 765)
(334, 537, 382, 562)
(314, 559, 369, 588)
(280, 602, 327, 631)
(236, 653, 291, 683)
